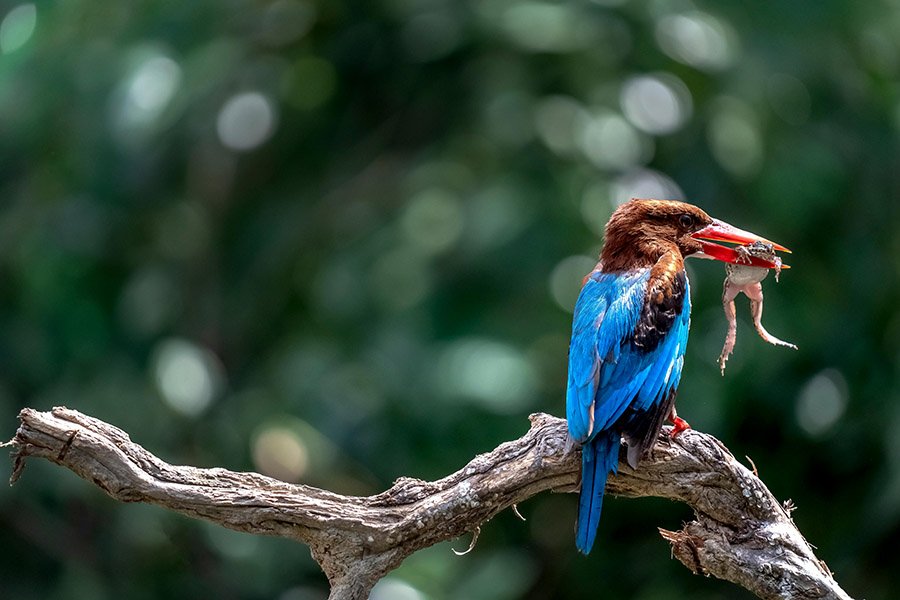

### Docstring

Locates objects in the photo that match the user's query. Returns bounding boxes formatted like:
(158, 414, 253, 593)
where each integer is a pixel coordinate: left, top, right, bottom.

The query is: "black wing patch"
(633, 270, 686, 353)
(621, 387, 677, 469)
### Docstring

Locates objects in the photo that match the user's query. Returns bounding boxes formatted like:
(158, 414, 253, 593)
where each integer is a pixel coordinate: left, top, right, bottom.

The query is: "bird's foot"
(667, 406, 691, 438)
(669, 416, 691, 438)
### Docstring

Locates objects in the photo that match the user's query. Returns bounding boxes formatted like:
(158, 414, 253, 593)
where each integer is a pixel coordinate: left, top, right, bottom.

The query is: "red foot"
(669, 416, 691, 438)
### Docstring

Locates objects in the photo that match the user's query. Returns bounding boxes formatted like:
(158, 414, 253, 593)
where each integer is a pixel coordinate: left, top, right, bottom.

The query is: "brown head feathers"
(600, 199, 713, 272)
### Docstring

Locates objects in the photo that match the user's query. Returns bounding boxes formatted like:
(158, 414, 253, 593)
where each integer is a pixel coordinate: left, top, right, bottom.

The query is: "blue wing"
(566, 268, 690, 554)
(566, 268, 690, 444)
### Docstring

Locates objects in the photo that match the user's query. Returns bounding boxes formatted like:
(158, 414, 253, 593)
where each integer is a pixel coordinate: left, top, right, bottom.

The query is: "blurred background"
(0, 0, 897, 598)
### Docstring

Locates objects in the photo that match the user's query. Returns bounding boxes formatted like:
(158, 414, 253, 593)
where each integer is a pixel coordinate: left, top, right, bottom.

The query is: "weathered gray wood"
(5, 407, 853, 600)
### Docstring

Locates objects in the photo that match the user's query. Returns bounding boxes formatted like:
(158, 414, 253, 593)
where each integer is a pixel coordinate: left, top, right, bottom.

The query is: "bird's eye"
(679, 214, 694, 229)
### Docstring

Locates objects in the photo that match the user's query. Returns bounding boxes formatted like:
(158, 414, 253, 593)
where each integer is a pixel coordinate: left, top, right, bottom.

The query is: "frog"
(718, 241, 797, 375)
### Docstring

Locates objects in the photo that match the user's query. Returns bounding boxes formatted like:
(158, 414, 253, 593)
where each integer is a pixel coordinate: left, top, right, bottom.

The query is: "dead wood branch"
(5, 407, 852, 600)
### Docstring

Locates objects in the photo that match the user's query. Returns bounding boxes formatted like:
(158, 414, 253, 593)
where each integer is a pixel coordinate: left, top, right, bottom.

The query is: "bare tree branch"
(5, 407, 853, 600)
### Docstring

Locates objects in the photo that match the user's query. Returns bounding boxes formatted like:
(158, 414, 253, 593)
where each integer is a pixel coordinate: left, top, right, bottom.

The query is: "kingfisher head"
(600, 199, 789, 271)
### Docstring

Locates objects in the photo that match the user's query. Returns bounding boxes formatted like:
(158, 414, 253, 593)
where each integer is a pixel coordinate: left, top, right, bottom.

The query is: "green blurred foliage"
(0, 0, 898, 598)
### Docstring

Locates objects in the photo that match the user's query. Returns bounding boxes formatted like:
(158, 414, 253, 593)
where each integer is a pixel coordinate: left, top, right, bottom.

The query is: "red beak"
(691, 219, 791, 269)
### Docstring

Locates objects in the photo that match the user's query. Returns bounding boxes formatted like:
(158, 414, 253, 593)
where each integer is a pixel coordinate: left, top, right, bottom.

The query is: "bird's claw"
(669, 416, 691, 438)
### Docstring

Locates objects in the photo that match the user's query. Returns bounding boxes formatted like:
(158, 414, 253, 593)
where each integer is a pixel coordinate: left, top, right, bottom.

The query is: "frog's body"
(719, 241, 797, 374)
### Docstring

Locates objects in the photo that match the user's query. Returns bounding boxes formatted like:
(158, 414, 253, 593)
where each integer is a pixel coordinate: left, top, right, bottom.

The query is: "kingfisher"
(567, 198, 789, 554)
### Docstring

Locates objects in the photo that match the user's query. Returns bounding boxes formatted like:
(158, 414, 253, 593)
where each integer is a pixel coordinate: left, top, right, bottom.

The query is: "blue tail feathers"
(575, 431, 620, 554)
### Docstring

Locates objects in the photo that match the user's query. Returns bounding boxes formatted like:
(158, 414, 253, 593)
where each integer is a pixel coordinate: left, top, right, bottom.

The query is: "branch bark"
(5, 407, 852, 600)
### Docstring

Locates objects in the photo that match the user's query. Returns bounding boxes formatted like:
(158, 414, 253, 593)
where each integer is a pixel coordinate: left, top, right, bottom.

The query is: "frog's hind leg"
(718, 280, 740, 374)
(745, 283, 798, 350)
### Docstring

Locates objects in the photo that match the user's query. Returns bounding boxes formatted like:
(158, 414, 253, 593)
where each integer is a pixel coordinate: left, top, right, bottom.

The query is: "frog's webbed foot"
(749, 299, 798, 349)
(746, 283, 798, 349)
